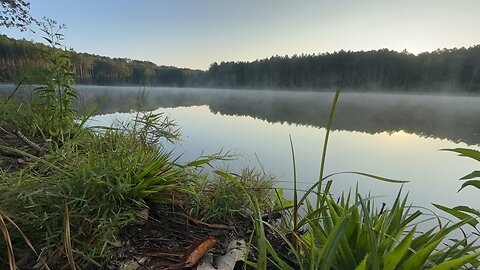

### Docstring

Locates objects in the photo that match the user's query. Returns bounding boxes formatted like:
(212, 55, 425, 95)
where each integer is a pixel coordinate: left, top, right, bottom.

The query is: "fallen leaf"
(184, 236, 219, 267)
(198, 239, 246, 270)
(215, 239, 246, 269)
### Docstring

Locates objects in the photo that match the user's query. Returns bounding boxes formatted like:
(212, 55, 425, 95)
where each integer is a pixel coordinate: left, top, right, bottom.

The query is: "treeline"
(0, 34, 203, 86)
(207, 48, 480, 92)
(1, 34, 480, 92)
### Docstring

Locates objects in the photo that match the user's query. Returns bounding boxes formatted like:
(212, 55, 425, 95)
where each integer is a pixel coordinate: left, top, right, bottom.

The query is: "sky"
(3, 0, 480, 70)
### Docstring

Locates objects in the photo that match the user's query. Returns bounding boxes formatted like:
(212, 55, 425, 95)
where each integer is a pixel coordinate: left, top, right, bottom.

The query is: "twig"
(144, 251, 183, 258)
(0, 126, 13, 136)
(176, 212, 235, 230)
(7, 79, 24, 101)
(14, 130, 45, 154)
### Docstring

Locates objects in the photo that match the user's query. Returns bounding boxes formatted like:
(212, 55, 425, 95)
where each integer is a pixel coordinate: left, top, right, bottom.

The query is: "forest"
(1, 34, 480, 93)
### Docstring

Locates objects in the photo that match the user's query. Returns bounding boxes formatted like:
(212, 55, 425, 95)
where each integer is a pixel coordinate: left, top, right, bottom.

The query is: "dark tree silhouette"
(1, 33, 480, 93)
(1, 0, 36, 31)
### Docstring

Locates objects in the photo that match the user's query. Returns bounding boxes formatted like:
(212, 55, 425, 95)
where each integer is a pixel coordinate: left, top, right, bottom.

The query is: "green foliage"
(32, 18, 78, 140)
(0, 110, 201, 267)
(0, 34, 196, 86)
(190, 168, 277, 223)
(245, 91, 480, 269)
(0, 0, 36, 31)
(3, 33, 480, 91)
(434, 148, 480, 233)
(0, 96, 36, 135)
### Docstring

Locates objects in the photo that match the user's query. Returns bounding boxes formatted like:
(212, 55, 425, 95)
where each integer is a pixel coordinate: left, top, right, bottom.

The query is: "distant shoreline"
(1, 83, 479, 98)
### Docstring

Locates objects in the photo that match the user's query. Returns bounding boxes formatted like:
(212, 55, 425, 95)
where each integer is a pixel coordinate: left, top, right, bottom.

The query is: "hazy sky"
(3, 0, 480, 70)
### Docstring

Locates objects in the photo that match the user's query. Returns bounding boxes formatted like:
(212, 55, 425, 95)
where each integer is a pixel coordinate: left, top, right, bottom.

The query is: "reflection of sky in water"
(88, 105, 480, 211)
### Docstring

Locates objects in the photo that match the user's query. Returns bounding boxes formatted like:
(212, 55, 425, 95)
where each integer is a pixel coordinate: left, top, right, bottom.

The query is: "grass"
(190, 167, 277, 223)
(2, 85, 480, 269)
(238, 89, 480, 269)
(1, 24, 480, 269)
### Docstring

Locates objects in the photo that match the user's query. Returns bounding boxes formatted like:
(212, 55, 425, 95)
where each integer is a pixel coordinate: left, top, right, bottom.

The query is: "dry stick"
(14, 130, 45, 154)
(6, 79, 24, 101)
(176, 212, 235, 230)
(144, 251, 183, 258)
(0, 126, 13, 136)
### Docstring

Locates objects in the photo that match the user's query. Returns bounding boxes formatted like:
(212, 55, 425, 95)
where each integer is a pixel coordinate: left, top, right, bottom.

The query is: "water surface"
(1, 84, 479, 210)
(77, 86, 480, 210)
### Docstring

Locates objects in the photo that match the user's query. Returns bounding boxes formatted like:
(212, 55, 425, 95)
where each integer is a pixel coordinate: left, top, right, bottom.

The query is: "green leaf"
(433, 203, 478, 227)
(442, 148, 480, 162)
(43, 37, 53, 44)
(186, 158, 214, 167)
(384, 228, 416, 270)
(452, 205, 480, 217)
(429, 252, 480, 270)
(324, 171, 408, 184)
(399, 239, 442, 270)
(318, 216, 349, 270)
(355, 256, 367, 270)
(460, 171, 480, 180)
(399, 210, 422, 228)
(458, 180, 480, 192)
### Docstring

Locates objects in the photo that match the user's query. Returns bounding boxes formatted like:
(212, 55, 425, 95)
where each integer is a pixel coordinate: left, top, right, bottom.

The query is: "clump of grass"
(0, 96, 37, 136)
(253, 188, 480, 269)
(190, 168, 277, 223)
(239, 90, 480, 269)
(0, 110, 196, 268)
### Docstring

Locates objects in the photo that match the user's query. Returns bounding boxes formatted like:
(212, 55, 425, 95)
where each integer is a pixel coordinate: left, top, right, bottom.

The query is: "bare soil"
(0, 132, 46, 171)
(103, 203, 253, 269)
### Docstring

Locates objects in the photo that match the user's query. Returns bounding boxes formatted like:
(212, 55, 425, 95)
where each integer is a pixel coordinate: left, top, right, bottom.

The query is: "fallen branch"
(176, 212, 235, 230)
(14, 130, 45, 154)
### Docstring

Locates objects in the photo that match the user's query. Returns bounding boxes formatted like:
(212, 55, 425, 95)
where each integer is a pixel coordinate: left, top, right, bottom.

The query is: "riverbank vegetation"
(4, 81, 480, 269)
(1, 34, 480, 93)
(2, 15, 480, 270)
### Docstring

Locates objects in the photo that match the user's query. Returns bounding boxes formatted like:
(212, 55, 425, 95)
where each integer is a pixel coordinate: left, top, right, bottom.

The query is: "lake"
(2, 85, 480, 211)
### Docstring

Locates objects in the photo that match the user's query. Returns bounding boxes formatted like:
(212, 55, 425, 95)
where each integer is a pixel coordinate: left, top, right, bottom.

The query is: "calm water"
(2, 85, 480, 210)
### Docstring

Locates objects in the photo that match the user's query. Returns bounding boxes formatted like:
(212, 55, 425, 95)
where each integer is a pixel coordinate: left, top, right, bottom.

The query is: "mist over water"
(1, 84, 479, 209)
(73, 85, 480, 145)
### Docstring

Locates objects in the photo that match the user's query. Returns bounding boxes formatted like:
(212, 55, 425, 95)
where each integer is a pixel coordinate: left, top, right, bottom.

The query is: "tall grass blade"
(0, 212, 16, 270)
(253, 197, 267, 270)
(384, 228, 416, 270)
(2, 213, 51, 270)
(358, 195, 380, 270)
(430, 252, 480, 270)
(432, 203, 478, 227)
(355, 256, 367, 270)
(316, 89, 340, 209)
(323, 171, 408, 184)
(399, 238, 442, 269)
(64, 205, 76, 270)
(289, 134, 299, 229)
